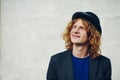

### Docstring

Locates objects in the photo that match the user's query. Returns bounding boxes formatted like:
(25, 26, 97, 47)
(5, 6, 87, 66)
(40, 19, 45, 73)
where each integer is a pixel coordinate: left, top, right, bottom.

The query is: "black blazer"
(47, 50, 112, 80)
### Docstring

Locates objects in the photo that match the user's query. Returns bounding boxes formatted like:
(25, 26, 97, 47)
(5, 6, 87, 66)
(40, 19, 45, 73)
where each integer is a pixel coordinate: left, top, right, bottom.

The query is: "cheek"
(82, 31, 88, 39)
(70, 29, 73, 33)
(84, 32, 88, 37)
(84, 33, 88, 40)
(81, 30, 87, 35)
(70, 30, 73, 35)
(70, 32, 72, 39)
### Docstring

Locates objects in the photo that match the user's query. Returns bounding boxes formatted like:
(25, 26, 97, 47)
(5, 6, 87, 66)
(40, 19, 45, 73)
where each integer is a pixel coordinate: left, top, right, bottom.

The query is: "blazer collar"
(64, 50, 74, 80)
(89, 58, 99, 80)
(63, 50, 99, 80)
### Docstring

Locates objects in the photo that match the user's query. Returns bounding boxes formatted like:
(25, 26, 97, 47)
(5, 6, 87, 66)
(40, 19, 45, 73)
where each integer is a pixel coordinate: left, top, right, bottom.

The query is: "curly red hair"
(63, 19, 101, 58)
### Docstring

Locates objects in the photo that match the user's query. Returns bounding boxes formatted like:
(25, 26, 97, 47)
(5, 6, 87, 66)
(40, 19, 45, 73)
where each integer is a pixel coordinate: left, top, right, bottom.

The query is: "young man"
(47, 12, 112, 80)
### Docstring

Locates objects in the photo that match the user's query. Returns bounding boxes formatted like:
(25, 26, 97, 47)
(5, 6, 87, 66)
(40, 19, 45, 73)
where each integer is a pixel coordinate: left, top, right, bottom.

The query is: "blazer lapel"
(63, 50, 99, 80)
(64, 50, 74, 80)
(89, 58, 98, 80)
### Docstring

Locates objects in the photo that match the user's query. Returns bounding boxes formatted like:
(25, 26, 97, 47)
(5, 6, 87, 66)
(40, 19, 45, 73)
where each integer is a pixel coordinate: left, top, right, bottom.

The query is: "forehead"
(73, 19, 89, 27)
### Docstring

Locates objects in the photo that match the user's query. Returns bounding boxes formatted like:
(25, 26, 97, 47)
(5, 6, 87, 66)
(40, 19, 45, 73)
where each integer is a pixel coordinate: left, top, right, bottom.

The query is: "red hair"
(63, 19, 101, 58)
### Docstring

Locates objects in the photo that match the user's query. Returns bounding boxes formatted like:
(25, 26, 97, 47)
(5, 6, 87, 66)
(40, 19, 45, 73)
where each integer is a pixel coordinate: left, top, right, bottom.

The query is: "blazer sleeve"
(47, 56, 57, 80)
(104, 58, 112, 80)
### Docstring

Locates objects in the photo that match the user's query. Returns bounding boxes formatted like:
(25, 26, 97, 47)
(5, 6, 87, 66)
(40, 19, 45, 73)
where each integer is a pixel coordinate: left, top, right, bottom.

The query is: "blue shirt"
(72, 55, 90, 80)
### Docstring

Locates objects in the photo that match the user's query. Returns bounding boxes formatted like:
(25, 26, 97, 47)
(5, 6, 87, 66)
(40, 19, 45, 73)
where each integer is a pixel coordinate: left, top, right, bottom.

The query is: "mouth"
(72, 34, 80, 38)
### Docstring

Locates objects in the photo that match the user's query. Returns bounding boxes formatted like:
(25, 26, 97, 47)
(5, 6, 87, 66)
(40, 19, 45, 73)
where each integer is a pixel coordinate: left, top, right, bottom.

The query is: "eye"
(79, 26, 85, 29)
(72, 25, 76, 29)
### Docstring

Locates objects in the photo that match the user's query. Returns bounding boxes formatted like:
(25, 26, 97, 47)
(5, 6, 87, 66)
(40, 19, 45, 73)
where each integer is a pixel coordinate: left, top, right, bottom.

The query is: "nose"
(74, 27, 80, 34)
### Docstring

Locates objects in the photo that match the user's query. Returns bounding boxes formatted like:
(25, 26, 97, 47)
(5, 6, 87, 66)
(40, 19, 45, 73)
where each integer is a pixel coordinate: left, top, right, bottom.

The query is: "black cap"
(72, 12, 102, 35)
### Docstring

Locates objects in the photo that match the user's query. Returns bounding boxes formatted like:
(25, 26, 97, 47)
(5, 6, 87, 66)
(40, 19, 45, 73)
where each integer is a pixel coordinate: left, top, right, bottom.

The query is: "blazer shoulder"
(52, 50, 71, 58)
(96, 55, 111, 66)
(50, 50, 72, 61)
(98, 55, 111, 61)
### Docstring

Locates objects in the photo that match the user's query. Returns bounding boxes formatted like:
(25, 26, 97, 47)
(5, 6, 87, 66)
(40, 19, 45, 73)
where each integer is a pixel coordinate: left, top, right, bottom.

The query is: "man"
(47, 12, 112, 80)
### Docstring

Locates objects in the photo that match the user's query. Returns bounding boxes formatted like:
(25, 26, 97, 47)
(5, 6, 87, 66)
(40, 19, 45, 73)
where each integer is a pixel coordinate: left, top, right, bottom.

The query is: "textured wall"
(1, 0, 120, 80)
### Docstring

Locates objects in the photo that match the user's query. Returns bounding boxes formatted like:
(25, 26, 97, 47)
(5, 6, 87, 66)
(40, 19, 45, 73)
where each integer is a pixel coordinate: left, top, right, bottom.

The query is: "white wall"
(1, 0, 120, 80)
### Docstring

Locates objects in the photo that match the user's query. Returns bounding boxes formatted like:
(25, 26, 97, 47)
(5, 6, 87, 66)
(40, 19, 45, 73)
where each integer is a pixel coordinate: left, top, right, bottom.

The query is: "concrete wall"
(1, 0, 120, 80)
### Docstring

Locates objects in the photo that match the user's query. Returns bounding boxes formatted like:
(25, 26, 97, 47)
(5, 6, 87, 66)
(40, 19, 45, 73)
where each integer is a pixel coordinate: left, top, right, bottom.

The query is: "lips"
(72, 34, 80, 38)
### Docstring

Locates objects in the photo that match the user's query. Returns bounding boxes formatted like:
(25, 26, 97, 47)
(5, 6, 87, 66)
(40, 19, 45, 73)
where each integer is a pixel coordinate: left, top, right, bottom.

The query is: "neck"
(72, 43, 89, 58)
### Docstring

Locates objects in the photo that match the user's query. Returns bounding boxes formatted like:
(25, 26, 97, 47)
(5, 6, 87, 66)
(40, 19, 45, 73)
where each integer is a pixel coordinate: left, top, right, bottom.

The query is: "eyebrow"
(73, 24, 85, 28)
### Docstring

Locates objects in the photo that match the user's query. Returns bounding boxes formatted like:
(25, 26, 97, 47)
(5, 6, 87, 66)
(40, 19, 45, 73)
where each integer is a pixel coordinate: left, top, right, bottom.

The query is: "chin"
(72, 41, 82, 44)
(71, 40, 80, 43)
(72, 41, 88, 45)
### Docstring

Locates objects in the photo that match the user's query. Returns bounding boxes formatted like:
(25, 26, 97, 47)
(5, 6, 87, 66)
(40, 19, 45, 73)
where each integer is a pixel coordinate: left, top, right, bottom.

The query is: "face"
(70, 19, 88, 45)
